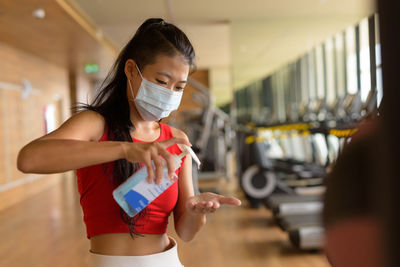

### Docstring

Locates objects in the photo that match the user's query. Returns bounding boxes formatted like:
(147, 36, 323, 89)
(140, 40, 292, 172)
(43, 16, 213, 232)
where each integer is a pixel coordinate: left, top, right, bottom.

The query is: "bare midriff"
(90, 233, 172, 256)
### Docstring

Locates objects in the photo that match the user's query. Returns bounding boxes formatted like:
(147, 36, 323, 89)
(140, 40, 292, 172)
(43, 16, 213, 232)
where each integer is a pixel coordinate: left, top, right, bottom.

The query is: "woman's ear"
(124, 59, 137, 80)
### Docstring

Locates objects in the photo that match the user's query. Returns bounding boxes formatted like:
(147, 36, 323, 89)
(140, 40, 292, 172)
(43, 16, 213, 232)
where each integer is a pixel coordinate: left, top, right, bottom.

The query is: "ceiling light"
(32, 8, 46, 19)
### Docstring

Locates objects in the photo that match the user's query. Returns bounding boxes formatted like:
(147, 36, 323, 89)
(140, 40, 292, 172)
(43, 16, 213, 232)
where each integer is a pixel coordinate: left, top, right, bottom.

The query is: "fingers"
(143, 153, 154, 184)
(189, 200, 220, 214)
(187, 193, 242, 215)
(217, 196, 242, 206)
(129, 139, 191, 184)
(159, 137, 192, 149)
(157, 147, 176, 180)
(151, 149, 164, 185)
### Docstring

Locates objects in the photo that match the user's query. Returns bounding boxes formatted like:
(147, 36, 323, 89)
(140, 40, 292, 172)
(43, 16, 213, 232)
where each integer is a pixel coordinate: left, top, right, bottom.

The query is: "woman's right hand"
(122, 137, 191, 184)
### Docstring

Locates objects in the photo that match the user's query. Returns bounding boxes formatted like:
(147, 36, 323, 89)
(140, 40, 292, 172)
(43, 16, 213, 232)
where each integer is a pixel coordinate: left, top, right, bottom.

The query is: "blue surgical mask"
(128, 65, 183, 121)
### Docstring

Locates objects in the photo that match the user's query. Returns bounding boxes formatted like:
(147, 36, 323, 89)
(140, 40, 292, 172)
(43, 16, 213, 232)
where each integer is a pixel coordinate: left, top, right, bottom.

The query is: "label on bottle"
(113, 155, 181, 217)
(123, 170, 174, 214)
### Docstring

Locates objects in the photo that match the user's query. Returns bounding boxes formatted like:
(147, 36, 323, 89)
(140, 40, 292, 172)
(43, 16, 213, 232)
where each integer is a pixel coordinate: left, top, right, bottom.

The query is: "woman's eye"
(175, 87, 184, 91)
(156, 79, 167, 85)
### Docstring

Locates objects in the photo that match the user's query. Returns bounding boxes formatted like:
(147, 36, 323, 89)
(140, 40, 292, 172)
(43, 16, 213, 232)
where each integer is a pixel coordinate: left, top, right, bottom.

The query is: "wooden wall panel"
(0, 42, 71, 121)
(0, 0, 110, 210)
(0, 40, 74, 208)
(0, 138, 5, 185)
(6, 90, 23, 181)
(0, 91, 4, 185)
(20, 94, 44, 143)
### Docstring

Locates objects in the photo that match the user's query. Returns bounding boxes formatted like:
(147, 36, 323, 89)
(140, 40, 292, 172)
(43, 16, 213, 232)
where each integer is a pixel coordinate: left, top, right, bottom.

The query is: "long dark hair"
(77, 18, 195, 237)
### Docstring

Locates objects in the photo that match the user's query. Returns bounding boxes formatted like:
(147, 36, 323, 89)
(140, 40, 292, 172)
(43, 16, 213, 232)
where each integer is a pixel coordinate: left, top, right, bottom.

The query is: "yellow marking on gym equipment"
(245, 135, 265, 144)
(256, 136, 264, 143)
(302, 131, 311, 137)
(245, 136, 255, 144)
(280, 133, 288, 140)
(329, 128, 358, 137)
(258, 123, 310, 132)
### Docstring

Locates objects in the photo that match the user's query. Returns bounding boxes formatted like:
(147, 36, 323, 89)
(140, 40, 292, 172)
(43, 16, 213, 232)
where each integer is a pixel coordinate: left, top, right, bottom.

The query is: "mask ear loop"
(128, 64, 144, 101)
(135, 64, 144, 80)
(128, 79, 136, 101)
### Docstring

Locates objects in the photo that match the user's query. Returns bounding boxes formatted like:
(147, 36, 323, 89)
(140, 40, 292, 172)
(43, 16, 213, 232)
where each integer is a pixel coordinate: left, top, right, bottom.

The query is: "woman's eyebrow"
(157, 72, 187, 83)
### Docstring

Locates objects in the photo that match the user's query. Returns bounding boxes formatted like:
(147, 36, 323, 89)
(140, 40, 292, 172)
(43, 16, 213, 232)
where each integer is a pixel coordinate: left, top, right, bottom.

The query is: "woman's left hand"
(186, 192, 241, 214)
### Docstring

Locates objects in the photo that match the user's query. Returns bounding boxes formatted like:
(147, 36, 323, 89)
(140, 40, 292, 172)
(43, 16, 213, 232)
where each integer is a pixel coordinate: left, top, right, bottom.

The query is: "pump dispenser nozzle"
(183, 145, 201, 169)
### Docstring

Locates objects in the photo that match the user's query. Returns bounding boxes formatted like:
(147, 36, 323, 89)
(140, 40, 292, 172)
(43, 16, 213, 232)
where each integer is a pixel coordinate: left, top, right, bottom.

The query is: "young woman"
(17, 18, 241, 267)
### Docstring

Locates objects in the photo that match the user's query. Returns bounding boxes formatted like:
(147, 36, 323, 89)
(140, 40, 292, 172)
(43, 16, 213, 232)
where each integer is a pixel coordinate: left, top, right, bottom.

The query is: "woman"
(17, 18, 241, 267)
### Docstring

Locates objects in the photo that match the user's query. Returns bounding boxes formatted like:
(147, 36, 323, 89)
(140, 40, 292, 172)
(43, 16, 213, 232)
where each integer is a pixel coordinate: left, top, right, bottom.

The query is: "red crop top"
(76, 122, 186, 238)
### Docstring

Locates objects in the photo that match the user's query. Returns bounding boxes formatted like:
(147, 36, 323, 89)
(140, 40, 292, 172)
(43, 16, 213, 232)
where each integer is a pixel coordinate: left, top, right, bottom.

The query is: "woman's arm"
(17, 111, 190, 182)
(17, 110, 122, 173)
(18, 139, 127, 174)
(172, 128, 241, 242)
(173, 152, 206, 242)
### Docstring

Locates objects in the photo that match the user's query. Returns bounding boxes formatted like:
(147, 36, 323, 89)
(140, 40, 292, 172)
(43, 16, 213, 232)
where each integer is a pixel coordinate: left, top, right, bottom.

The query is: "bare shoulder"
(40, 110, 106, 142)
(74, 110, 105, 124)
(169, 126, 190, 151)
(169, 126, 189, 141)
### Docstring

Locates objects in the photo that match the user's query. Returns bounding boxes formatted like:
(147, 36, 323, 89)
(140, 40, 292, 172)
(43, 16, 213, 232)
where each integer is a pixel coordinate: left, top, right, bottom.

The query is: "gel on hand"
(113, 146, 200, 217)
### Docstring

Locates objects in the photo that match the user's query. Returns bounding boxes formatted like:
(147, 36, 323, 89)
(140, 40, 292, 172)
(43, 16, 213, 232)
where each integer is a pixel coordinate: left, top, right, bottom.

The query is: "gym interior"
(1, 0, 399, 266)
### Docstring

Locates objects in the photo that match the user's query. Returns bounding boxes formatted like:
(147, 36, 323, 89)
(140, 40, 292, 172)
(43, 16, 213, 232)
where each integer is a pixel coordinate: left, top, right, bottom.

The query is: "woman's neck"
(129, 104, 160, 137)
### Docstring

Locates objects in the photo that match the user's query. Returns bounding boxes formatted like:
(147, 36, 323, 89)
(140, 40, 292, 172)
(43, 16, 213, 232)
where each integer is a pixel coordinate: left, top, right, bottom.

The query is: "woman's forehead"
(144, 54, 190, 79)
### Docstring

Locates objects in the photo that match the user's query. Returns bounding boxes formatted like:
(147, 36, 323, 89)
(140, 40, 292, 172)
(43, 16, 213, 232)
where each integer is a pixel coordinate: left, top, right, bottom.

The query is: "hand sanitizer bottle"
(113, 145, 200, 217)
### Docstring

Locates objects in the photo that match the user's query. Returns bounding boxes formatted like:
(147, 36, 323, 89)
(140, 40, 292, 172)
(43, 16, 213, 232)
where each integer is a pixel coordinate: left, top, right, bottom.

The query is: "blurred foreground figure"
(323, 118, 384, 267)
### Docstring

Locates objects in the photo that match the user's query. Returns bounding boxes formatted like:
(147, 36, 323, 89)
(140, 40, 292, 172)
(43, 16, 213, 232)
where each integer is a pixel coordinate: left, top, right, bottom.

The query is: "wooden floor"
(0, 175, 330, 267)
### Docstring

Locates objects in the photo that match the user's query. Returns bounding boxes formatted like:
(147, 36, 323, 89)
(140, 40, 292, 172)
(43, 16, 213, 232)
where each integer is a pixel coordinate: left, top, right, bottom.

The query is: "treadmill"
(289, 226, 325, 250)
(266, 194, 325, 250)
(278, 213, 325, 250)
(266, 194, 323, 217)
(277, 213, 322, 231)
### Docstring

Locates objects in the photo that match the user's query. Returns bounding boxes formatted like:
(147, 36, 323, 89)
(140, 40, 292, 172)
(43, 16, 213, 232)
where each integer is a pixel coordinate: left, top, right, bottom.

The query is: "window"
(261, 77, 273, 121)
(235, 89, 243, 118)
(325, 38, 336, 105)
(335, 32, 347, 98)
(300, 55, 309, 104)
(273, 70, 286, 122)
(315, 45, 326, 100)
(295, 59, 302, 106)
(346, 26, 358, 94)
(244, 86, 252, 118)
(307, 51, 317, 100)
(375, 14, 383, 106)
(359, 18, 371, 102)
(250, 81, 263, 122)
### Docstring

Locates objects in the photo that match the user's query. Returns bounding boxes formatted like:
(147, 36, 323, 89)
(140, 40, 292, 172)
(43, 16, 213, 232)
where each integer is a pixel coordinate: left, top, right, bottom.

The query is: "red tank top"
(76, 123, 186, 238)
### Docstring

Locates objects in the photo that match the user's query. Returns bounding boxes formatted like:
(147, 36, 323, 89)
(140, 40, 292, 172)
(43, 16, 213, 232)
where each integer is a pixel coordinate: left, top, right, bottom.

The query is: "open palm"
(186, 192, 241, 214)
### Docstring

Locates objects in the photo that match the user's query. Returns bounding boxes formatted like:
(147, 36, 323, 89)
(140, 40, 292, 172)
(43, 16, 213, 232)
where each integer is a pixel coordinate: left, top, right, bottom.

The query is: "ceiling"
(69, 0, 376, 105)
(69, 0, 375, 24)
(0, 0, 115, 81)
(0, 0, 376, 106)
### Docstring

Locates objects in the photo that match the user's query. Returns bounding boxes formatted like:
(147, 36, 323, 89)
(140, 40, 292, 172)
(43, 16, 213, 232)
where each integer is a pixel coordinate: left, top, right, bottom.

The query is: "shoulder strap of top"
(159, 123, 174, 140)
(159, 123, 184, 157)
(99, 121, 109, 142)
(101, 122, 173, 142)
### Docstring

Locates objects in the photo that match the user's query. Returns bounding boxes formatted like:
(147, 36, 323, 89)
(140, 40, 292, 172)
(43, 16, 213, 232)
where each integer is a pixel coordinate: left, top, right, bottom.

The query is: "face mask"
(128, 65, 183, 121)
